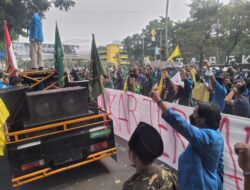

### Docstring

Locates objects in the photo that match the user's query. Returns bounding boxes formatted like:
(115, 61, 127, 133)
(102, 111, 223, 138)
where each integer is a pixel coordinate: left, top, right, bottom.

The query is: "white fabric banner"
(100, 88, 249, 190)
(171, 71, 184, 87)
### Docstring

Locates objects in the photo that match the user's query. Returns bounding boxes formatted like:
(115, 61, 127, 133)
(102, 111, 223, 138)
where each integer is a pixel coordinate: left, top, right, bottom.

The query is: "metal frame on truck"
(5, 113, 117, 187)
(1, 71, 117, 188)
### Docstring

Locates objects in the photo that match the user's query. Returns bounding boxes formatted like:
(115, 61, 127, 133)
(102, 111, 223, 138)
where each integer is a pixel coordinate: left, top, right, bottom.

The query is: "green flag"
(88, 34, 107, 100)
(123, 65, 128, 80)
(54, 23, 65, 87)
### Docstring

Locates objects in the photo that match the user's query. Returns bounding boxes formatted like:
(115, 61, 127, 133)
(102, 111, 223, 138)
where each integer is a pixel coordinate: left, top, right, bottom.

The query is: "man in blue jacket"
(204, 60, 228, 112)
(28, 4, 44, 70)
(150, 89, 224, 190)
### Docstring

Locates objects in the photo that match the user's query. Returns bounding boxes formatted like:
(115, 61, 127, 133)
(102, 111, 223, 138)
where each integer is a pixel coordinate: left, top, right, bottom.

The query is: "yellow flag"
(0, 98, 9, 156)
(0, 127, 5, 156)
(0, 98, 9, 124)
(192, 82, 210, 102)
(123, 78, 128, 92)
(167, 44, 181, 61)
(191, 68, 197, 86)
(157, 76, 164, 94)
(158, 71, 168, 94)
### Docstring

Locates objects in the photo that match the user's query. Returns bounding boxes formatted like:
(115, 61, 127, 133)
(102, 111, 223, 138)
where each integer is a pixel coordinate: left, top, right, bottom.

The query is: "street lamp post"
(216, 0, 219, 64)
(165, 0, 170, 58)
(142, 34, 145, 62)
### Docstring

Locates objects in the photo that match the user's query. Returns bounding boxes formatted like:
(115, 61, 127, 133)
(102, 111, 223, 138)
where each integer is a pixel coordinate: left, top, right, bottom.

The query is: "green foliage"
(123, 34, 144, 64)
(0, 41, 4, 50)
(122, 0, 250, 64)
(0, 0, 75, 41)
(122, 18, 176, 64)
(53, 0, 75, 11)
(217, 0, 250, 63)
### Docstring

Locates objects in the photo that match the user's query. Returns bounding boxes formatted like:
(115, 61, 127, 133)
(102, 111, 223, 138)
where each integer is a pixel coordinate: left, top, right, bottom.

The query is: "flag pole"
(101, 89, 107, 112)
(3, 20, 8, 75)
(165, 0, 170, 58)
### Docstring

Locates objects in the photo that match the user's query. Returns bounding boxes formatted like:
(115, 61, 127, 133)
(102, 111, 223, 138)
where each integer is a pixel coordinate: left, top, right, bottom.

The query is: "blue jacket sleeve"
(29, 14, 43, 42)
(33, 15, 39, 40)
(213, 81, 226, 97)
(162, 108, 215, 148)
(185, 78, 193, 88)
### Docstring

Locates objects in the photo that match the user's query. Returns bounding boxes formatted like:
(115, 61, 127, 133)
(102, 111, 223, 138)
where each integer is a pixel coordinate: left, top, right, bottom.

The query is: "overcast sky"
(19, 0, 230, 47)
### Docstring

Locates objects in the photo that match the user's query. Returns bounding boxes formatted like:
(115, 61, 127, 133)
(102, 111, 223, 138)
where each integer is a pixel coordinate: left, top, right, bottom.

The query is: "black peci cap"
(128, 122, 164, 165)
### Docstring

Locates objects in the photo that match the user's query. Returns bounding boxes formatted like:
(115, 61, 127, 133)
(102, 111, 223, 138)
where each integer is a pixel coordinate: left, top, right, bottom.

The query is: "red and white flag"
(4, 20, 18, 77)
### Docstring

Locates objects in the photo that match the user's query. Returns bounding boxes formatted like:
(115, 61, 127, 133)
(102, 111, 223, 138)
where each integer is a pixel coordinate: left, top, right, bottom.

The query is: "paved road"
(1, 135, 175, 190)
(1, 136, 135, 190)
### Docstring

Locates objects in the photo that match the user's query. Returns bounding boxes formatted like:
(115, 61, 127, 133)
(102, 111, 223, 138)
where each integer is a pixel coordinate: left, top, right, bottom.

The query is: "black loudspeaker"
(0, 153, 12, 189)
(66, 80, 89, 89)
(25, 87, 89, 124)
(0, 87, 30, 124)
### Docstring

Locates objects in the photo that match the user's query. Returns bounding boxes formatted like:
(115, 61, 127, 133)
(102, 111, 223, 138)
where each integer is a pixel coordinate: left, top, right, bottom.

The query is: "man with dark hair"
(224, 82, 250, 118)
(0, 74, 13, 89)
(10, 76, 22, 87)
(204, 60, 227, 112)
(150, 89, 224, 190)
(127, 74, 141, 94)
(122, 122, 178, 190)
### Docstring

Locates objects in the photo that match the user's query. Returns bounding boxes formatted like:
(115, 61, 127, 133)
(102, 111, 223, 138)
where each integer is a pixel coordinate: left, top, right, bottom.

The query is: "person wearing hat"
(122, 122, 178, 190)
(224, 82, 250, 118)
(150, 89, 224, 190)
(28, 4, 44, 70)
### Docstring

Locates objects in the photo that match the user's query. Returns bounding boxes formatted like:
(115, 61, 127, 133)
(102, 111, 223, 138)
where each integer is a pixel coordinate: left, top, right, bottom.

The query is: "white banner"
(100, 88, 249, 190)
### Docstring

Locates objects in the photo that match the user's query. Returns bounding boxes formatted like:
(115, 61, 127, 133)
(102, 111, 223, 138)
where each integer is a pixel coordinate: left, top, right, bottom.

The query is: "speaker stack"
(66, 80, 89, 89)
(0, 87, 30, 125)
(24, 86, 89, 128)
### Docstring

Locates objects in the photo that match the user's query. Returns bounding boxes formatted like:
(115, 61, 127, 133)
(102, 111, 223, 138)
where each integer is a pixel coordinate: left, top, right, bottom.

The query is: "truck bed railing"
(6, 113, 111, 144)
(12, 147, 117, 187)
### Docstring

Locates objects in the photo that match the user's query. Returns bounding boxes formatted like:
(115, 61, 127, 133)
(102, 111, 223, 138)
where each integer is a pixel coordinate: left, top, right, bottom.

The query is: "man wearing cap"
(122, 122, 178, 190)
(151, 89, 224, 190)
(28, 4, 44, 70)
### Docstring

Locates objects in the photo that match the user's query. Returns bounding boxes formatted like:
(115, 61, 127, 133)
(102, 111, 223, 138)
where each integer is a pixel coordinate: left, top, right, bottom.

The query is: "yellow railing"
(12, 147, 117, 187)
(6, 113, 111, 144)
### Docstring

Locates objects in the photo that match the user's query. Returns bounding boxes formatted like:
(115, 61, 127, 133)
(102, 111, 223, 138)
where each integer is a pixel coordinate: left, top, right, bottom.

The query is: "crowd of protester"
(1, 63, 250, 189)
(4, 60, 246, 119)
(0, 70, 22, 88)
(97, 61, 250, 118)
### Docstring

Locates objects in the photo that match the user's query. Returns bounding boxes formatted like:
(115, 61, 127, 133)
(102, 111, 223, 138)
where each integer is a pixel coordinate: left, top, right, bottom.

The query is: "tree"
(122, 17, 176, 63)
(185, 0, 218, 63)
(0, 0, 75, 42)
(122, 0, 250, 65)
(175, 0, 250, 64)
(217, 0, 250, 64)
(122, 33, 143, 64)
